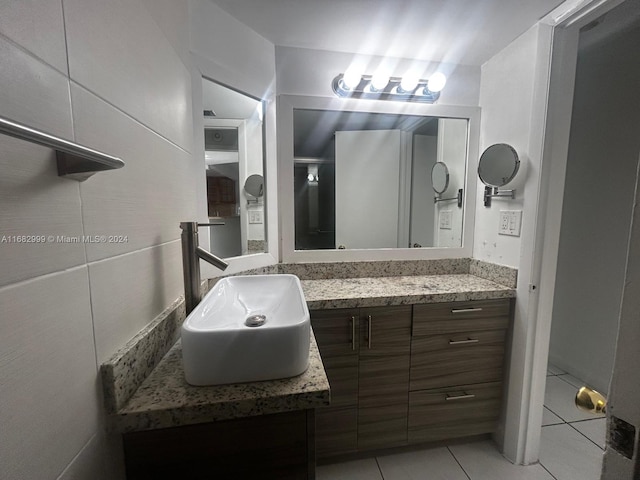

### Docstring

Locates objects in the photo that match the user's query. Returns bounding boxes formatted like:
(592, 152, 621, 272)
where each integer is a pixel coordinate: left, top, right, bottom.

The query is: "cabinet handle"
(350, 316, 356, 351)
(366, 315, 372, 349)
(445, 393, 476, 401)
(451, 307, 483, 314)
(449, 338, 479, 345)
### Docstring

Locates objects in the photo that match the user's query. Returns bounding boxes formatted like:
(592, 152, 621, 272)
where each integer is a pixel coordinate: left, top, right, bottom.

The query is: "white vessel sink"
(181, 274, 310, 386)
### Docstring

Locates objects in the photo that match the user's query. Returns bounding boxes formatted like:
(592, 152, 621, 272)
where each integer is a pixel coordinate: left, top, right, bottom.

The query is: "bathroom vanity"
(101, 260, 515, 479)
(301, 274, 514, 460)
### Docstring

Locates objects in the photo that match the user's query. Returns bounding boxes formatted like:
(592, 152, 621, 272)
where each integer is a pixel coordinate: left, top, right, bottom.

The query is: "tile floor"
(317, 365, 606, 480)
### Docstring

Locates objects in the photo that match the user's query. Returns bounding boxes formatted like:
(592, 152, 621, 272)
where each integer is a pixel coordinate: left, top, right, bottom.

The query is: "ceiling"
(202, 77, 260, 119)
(211, 0, 566, 66)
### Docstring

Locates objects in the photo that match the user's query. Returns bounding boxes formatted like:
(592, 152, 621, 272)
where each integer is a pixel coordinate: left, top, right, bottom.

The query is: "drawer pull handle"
(445, 393, 476, 401)
(451, 307, 483, 314)
(350, 316, 356, 351)
(366, 315, 372, 349)
(449, 338, 479, 345)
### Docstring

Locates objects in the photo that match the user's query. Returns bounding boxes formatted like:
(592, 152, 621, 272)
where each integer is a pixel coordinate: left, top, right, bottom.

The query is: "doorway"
(539, 1, 640, 477)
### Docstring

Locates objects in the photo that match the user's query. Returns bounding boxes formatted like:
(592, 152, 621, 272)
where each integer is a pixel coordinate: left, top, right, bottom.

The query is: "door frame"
(513, 0, 628, 465)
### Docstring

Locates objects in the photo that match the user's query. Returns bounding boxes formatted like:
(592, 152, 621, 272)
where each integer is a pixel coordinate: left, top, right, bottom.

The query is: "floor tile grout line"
(567, 421, 606, 451)
(539, 461, 560, 480)
(542, 404, 569, 424)
(374, 456, 385, 480)
(446, 446, 472, 480)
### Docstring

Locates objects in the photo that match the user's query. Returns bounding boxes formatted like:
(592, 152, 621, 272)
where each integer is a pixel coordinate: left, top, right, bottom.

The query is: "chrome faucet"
(180, 221, 229, 315)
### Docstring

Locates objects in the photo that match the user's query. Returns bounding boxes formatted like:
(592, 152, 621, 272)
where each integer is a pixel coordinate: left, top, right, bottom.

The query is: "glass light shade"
(400, 73, 420, 92)
(342, 69, 362, 90)
(371, 74, 390, 91)
(427, 72, 447, 92)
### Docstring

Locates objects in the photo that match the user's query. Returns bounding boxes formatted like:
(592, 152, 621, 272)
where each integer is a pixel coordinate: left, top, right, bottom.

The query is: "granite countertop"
(113, 330, 330, 433)
(110, 272, 515, 433)
(302, 273, 515, 310)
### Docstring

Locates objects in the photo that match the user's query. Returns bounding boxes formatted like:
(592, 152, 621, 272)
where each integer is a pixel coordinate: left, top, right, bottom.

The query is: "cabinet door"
(311, 309, 359, 458)
(358, 305, 412, 449)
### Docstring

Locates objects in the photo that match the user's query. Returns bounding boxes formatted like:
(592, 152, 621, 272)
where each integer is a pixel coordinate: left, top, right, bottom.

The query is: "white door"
(335, 130, 402, 249)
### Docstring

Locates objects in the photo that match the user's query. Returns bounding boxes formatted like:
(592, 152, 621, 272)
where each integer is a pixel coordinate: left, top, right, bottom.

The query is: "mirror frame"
(278, 94, 480, 262)
(190, 52, 279, 275)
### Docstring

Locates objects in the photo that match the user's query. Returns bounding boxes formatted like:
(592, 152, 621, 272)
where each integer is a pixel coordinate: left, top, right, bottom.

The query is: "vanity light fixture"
(332, 71, 446, 103)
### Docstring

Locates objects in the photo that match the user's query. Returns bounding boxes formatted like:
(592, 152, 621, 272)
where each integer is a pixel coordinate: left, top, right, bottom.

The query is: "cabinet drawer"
(408, 382, 502, 443)
(410, 329, 507, 390)
(413, 299, 511, 336)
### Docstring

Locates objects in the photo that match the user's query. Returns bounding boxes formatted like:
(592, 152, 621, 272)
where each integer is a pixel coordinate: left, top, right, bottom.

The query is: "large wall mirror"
(201, 77, 266, 258)
(278, 95, 479, 262)
(293, 109, 468, 250)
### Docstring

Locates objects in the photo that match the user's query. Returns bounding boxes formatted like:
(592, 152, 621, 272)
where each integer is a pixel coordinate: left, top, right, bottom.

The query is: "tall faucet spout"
(196, 246, 229, 270)
(180, 221, 228, 315)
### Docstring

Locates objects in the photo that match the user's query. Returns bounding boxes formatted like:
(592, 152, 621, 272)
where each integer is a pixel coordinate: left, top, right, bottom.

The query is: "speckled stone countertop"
(108, 271, 515, 433)
(302, 274, 515, 310)
(112, 331, 330, 433)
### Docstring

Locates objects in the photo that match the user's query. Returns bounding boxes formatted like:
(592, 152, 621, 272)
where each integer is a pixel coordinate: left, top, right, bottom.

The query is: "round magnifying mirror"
(431, 162, 450, 194)
(244, 174, 264, 197)
(478, 143, 520, 187)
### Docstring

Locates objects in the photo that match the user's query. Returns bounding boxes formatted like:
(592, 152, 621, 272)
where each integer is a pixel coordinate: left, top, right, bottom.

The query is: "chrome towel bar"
(0, 116, 125, 181)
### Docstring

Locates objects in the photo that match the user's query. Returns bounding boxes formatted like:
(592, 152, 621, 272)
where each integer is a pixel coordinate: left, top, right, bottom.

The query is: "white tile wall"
(0, 137, 85, 287)
(63, 0, 193, 150)
(56, 432, 126, 480)
(0, 35, 72, 137)
(140, 0, 190, 67)
(89, 240, 183, 363)
(0, 268, 100, 480)
(71, 84, 197, 262)
(0, 0, 68, 73)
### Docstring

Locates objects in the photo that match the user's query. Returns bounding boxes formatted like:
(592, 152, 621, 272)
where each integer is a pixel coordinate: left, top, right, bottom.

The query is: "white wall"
(276, 46, 481, 106)
(0, 1, 194, 479)
(411, 135, 437, 246)
(473, 29, 538, 267)
(435, 118, 467, 247)
(548, 26, 640, 393)
(474, 23, 556, 463)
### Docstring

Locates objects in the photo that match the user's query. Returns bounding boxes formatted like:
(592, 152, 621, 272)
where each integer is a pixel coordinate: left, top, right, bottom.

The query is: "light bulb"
(399, 73, 419, 92)
(427, 72, 447, 92)
(307, 173, 315, 182)
(342, 68, 362, 90)
(371, 73, 390, 91)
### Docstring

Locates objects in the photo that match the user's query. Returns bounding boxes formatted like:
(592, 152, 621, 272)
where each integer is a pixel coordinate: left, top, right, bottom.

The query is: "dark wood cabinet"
(312, 298, 512, 459)
(123, 410, 315, 480)
(311, 305, 411, 458)
(409, 299, 512, 443)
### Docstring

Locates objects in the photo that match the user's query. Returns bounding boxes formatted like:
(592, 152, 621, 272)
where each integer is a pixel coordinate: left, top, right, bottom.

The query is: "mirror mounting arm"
(483, 186, 515, 207)
(434, 188, 464, 208)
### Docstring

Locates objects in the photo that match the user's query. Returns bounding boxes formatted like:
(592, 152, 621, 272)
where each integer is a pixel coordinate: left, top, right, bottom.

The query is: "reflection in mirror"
(201, 78, 266, 257)
(431, 162, 449, 194)
(244, 174, 264, 199)
(293, 110, 468, 250)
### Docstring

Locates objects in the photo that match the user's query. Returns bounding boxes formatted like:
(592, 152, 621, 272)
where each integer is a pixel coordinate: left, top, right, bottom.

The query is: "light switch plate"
(499, 210, 522, 236)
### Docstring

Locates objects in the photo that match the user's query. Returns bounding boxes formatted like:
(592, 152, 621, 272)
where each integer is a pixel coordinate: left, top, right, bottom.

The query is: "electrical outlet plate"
(498, 210, 522, 236)
(248, 210, 263, 224)
(439, 210, 453, 230)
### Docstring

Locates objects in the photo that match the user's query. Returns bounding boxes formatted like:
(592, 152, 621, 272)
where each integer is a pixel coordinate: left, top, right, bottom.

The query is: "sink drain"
(245, 314, 267, 327)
